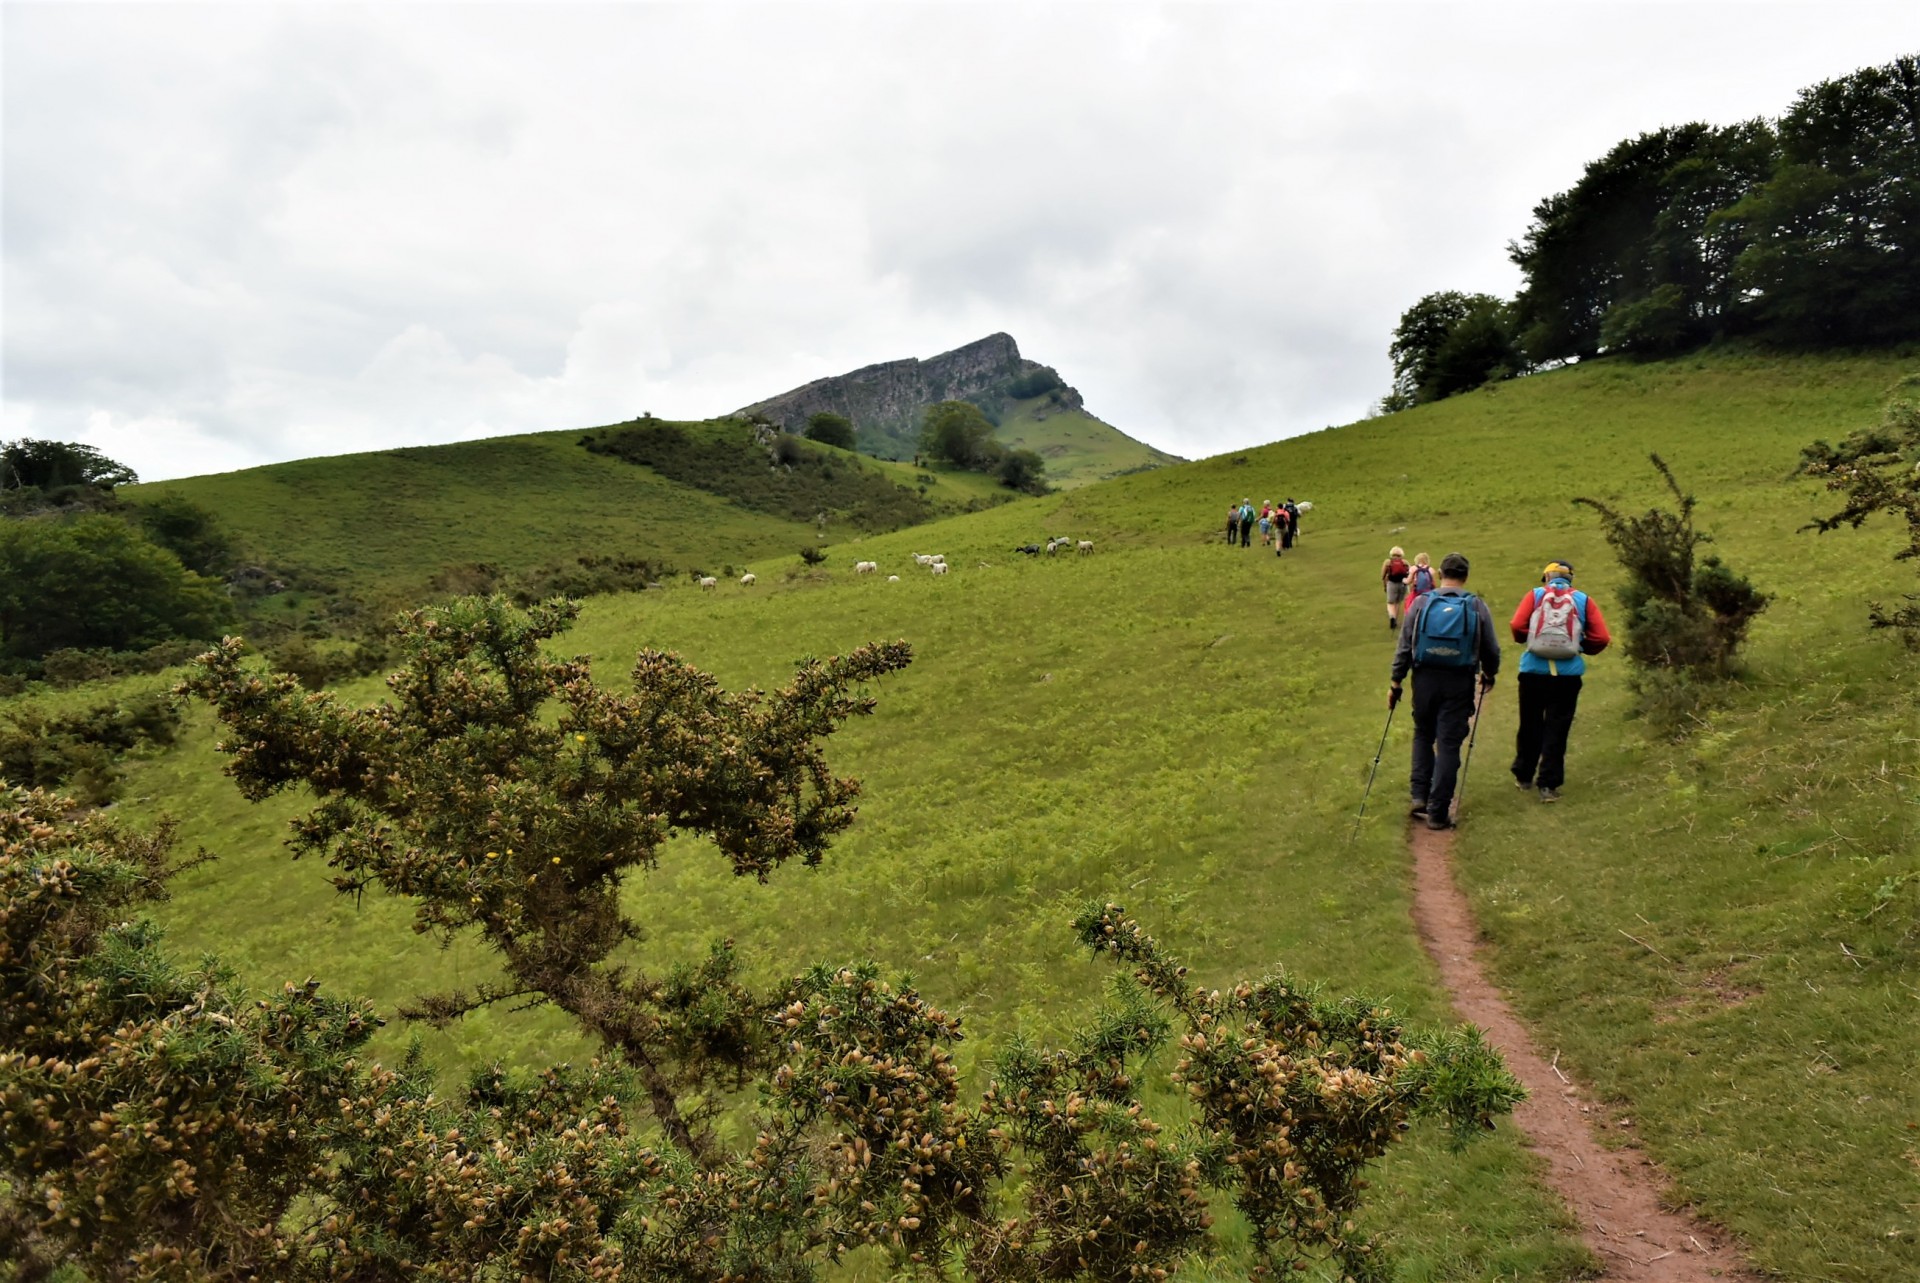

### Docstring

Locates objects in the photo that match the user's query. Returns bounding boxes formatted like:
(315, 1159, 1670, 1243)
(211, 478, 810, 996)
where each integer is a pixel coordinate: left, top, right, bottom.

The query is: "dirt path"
(1408, 824, 1759, 1281)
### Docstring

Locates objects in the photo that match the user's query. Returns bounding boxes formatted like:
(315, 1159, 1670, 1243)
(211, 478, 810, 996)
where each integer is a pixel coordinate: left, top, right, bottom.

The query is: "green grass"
(125, 422, 1012, 609)
(993, 395, 1184, 487)
(45, 347, 1920, 1279)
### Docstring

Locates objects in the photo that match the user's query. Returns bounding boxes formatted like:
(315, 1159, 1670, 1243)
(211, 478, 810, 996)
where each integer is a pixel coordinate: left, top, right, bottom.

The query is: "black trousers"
(1280, 523, 1294, 549)
(1512, 672, 1583, 789)
(1239, 519, 1251, 547)
(1410, 667, 1477, 815)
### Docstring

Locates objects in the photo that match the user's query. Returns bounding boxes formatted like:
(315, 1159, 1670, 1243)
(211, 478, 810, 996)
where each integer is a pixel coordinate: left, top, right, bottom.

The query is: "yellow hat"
(1543, 561, 1572, 580)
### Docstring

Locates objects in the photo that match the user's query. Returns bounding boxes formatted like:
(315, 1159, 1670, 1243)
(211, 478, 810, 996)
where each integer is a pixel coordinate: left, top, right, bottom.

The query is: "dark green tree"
(126, 491, 237, 577)
(994, 446, 1049, 495)
(0, 438, 139, 491)
(1386, 292, 1522, 406)
(804, 411, 857, 450)
(1729, 55, 1920, 345)
(1510, 123, 1777, 361)
(0, 515, 230, 665)
(919, 400, 999, 468)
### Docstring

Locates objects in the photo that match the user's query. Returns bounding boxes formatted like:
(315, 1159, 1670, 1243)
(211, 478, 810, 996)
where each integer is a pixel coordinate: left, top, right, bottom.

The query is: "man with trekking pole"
(1389, 552, 1500, 831)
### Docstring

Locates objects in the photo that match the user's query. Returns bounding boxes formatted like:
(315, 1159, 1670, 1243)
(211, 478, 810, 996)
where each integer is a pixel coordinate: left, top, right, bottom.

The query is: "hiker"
(1509, 560, 1611, 803)
(1225, 504, 1239, 546)
(1278, 501, 1296, 551)
(1381, 546, 1411, 629)
(1407, 553, 1436, 605)
(1271, 502, 1291, 555)
(1238, 499, 1255, 547)
(1258, 502, 1273, 547)
(1284, 498, 1301, 543)
(1390, 552, 1500, 830)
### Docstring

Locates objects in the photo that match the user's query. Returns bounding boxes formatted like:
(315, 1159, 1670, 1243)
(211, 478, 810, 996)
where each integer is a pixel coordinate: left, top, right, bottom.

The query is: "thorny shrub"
(1, 597, 1523, 1281)
(1574, 455, 1769, 721)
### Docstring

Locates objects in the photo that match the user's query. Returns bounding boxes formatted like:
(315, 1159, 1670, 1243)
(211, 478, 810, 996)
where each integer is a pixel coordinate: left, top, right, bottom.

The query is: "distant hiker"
(1225, 504, 1239, 546)
(1381, 546, 1411, 629)
(1238, 499, 1255, 547)
(1407, 553, 1436, 604)
(1278, 500, 1296, 551)
(1258, 502, 1274, 547)
(1390, 552, 1500, 830)
(1284, 498, 1301, 542)
(1509, 560, 1611, 803)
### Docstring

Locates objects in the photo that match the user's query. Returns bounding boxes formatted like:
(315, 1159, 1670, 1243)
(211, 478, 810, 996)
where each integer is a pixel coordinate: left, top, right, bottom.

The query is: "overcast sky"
(2, 3, 1911, 481)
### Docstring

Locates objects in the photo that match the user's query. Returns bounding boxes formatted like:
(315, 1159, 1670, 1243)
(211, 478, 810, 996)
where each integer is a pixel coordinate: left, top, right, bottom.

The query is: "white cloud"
(3, 2, 1912, 479)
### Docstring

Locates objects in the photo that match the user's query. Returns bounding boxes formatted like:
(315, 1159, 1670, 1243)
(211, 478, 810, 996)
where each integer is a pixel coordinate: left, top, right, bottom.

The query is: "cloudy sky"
(2, 3, 1910, 481)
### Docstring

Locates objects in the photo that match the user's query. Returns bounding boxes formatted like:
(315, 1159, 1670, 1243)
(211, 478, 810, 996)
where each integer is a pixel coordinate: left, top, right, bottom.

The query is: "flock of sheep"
(697, 539, 1095, 589)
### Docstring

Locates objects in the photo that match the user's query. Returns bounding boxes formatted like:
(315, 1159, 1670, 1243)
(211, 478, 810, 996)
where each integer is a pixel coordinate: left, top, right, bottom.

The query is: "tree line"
(1385, 53, 1919, 410)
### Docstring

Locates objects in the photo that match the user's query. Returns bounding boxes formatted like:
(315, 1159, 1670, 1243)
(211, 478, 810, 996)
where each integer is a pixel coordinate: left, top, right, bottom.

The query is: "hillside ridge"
(739, 333, 1179, 480)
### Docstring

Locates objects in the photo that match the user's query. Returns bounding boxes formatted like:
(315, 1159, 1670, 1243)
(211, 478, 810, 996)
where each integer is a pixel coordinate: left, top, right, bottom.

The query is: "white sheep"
(929, 554, 946, 565)
(887, 574, 900, 582)
(855, 561, 878, 574)
(1046, 537, 1068, 555)
(930, 561, 949, 575)
(913, 554, 934, 566)
(698, 576, 718, 590)
(1076, 540, 1095, 555)
(740, 573, 756, 586)
(1297, 500, 1314, 512)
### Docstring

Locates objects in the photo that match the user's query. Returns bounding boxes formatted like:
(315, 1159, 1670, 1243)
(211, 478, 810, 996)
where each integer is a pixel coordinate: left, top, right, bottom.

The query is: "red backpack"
(1386, 555, 1409, 582)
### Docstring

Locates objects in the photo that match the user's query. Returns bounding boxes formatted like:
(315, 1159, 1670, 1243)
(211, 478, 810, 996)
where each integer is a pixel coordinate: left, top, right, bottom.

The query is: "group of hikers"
(1380, 548, 1611, 830)
(1224, 498, 1301, 552)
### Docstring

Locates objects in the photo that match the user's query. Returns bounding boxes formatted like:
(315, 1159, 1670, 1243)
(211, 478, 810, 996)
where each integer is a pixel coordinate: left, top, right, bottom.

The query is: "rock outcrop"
(740, 333, 1083, 456)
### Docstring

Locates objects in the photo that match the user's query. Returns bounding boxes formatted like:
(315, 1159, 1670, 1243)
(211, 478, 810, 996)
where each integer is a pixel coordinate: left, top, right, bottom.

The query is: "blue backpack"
(1411, 592, 1480, 669)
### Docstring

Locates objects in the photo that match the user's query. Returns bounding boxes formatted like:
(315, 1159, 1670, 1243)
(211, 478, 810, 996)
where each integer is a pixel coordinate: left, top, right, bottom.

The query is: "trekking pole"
(1452, 683, 1490, 823)
(1348, 703, 1398, 844)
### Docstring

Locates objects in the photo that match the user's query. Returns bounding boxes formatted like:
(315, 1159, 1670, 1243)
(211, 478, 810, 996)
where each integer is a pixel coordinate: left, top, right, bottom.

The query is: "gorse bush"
(1575, 454, 1769, 679)
(1799, 376, 1920, 643)
(0, 596, 1526, 1281)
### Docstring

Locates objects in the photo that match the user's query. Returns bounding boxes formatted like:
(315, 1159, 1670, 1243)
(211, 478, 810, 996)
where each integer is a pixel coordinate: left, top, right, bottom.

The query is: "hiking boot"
(1409, 801, 1429, 819)
(1426, 812, 1455, 831)
(1539, 786, 1561, 803)
(1514, 775, 1534, 790)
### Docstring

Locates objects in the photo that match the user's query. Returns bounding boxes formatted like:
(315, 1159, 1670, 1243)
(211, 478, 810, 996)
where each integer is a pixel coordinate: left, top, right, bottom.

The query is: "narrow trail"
(1408, 824, 1759, 1281)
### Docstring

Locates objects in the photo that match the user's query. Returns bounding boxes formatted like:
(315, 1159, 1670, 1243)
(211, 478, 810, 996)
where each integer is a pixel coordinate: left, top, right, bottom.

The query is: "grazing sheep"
(855, 560, 878, 574)
(1297, 500, 1314, 512)
(740, 573, 756, 586)
(930, 561, 949, 575)
(698, 576, 718, 590)
(1014, 544, 1041, 556)
(913, 554, 934, 566)
(887, 574, 900, 582)
(1076, 540, 1095, 555)
(929, 554, 946, 565)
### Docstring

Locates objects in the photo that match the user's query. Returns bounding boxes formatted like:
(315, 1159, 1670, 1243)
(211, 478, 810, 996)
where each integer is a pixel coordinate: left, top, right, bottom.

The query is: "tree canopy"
(0, 515, 230, 665)
(1384, 54, 1919, 411)
(919, 400, 999, 467)
(803, 411, 857, 450)
(0, 438, 138, 491)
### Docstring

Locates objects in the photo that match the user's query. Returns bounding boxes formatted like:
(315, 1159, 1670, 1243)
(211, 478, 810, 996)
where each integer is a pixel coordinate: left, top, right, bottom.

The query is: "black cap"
(1440, 552, 1470, 579)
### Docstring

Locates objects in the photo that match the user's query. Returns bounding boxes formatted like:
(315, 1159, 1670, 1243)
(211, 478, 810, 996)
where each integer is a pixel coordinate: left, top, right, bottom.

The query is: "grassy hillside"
(994, 395, 1184, 487)
(127, 421, 1011, 609)
(53, 349, 1920, 1279)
